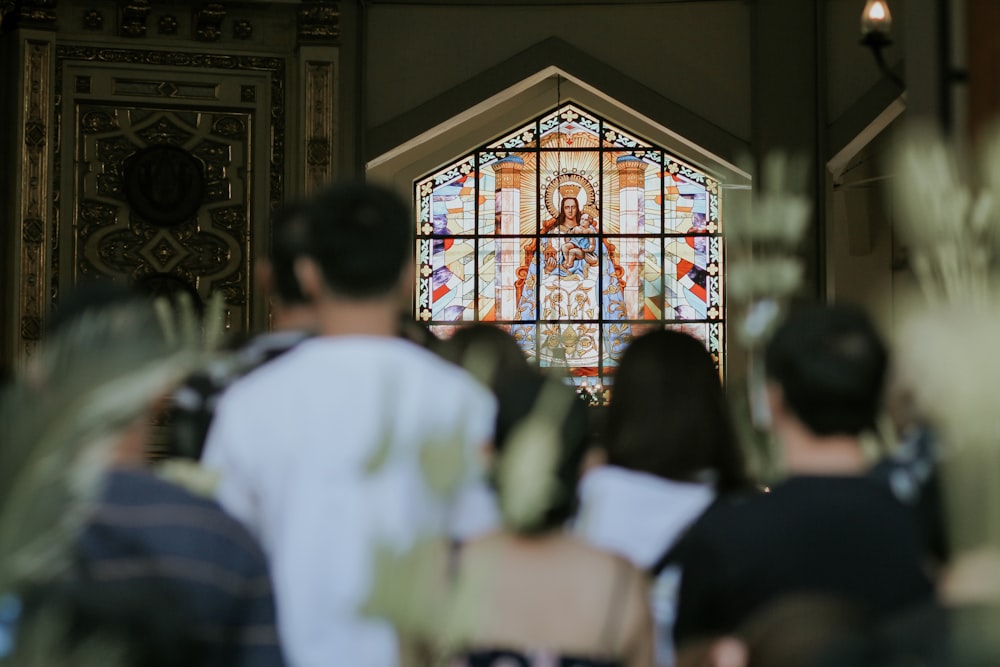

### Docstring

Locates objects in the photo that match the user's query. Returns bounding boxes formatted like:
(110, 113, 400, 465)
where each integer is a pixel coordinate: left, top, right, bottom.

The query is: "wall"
(365, 1, 754, 137)
(363, 1, 753, 166)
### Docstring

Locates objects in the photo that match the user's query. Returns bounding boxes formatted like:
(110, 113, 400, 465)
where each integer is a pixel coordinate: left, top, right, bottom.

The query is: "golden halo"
(544, 173, 597, 219)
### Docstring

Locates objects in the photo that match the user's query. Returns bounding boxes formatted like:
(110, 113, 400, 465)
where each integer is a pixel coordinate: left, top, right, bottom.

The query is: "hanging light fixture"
(860, 0, 904, 89)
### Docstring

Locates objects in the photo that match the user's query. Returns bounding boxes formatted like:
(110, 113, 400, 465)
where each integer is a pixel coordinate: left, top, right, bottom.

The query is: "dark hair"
(301, 181, 412, 298)
(47, 281, 145, 335)
(269, 201, 310, 305)
(739, 595, 872, 667)
(440, 324, 532, 393)
(765, 303, 888, 437)
(604, 329, 748, 492)
(18, 579, 207, 667)
(492, 373, 590, 534)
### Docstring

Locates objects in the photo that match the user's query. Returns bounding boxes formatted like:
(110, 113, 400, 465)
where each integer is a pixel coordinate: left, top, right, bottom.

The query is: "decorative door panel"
(56, 52, 283, 334)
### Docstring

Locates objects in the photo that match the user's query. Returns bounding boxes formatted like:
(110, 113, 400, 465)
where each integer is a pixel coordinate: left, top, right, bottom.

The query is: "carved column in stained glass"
(493, 156, 523, 321)
(616, 156, 646, 320)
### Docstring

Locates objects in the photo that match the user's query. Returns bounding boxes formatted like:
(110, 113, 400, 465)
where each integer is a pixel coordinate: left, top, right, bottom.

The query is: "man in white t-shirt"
(202, 182, 496, 667)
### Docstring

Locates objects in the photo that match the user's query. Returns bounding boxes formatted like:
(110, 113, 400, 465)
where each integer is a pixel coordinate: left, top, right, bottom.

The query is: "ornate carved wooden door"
(1, 0, 340, 367)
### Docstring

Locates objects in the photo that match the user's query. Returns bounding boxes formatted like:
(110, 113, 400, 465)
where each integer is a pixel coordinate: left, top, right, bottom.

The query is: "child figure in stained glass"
(560, 206, 600, 277)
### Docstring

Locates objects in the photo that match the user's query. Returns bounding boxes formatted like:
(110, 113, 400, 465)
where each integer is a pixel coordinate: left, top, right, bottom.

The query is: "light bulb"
(861, 0, 893, 37)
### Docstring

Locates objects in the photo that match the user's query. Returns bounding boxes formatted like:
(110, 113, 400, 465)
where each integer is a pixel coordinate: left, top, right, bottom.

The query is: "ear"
(294, 256, 326, 302)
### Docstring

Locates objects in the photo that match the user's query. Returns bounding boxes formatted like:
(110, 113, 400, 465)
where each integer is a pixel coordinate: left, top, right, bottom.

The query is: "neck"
(110, 419, 150, 467)
(270, 304, 317, 333)
(314, 293, 400, 338)
(777, 417, 869, 476)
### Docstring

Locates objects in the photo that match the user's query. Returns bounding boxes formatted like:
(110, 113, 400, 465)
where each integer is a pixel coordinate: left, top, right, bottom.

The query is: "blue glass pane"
(430, 237, 475, 321)
(664, 236, 712, 320)
(664, 158, 714, 234)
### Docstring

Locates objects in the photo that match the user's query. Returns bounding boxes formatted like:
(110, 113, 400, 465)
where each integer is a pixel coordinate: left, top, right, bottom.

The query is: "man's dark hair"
(269, 201, 310, 305)
(605, 329, 749, 493)
(302, 181, 412, 299)
(765, 303, 888, 437)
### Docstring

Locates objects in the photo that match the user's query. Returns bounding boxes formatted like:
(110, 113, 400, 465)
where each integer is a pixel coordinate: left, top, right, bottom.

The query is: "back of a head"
(605, 329, 748, 492)
(302, 181, 412, 299)
(441, 324, 532, 393)
(47, 281, 146, 336)
(492, 373, 590, 535)
(269, 201, 311, 305)
(739, 595, 872, 667)
(18, 578, 208, 667)
(765, 303, 888, 437)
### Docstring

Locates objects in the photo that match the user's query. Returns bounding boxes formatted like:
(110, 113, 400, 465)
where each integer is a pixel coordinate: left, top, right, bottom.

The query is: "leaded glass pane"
(665, 158, 713, 234)
(478, 237, 536, 322)
(477, 238, 497, 321)
(602, 119, 653, 149)
(477, 164, 496, 236)
(664, 235, 711, 320)
(430, 237, 475, 321)
(484, 151, 539, 235)
(603, 322, 632, 363)
(508, 322, 537, 362)
(539, 105, 601, 147)
(642, 152, 664, 234)
(603, 236, 658, 321)
(537, 322, 602, 370)
(644, 237, 664, 320)
(600, 151, 663, 237)
(417, 156, 476, 236)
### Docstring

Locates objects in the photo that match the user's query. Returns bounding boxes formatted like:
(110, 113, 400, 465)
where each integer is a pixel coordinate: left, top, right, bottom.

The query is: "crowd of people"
(0, 180, 980, 667)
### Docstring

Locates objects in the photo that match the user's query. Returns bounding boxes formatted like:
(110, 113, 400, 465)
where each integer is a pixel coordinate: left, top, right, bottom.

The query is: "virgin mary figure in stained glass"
(511, 179, 631, 368)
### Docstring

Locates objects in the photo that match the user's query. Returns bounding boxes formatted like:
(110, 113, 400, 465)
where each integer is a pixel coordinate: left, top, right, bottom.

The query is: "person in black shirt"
(672, 303, 934, 647)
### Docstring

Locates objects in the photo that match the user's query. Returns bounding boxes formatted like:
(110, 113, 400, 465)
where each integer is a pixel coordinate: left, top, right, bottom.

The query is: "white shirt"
(202, 336, 496, 667)
(575, 466, 715, 666)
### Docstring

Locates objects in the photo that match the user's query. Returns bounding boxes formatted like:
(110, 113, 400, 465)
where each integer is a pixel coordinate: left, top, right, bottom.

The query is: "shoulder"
(390, 340, 496, 406)
(95, 468, 267, 557)
(671, 490, 765, 557)
(102, 467, 216, 507)
(690, 489, 765, 529)
(212, 336, 327, 407)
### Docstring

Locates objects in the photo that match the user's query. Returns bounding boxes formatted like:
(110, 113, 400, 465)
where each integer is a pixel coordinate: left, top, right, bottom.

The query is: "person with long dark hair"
(575, 328, 750, 665)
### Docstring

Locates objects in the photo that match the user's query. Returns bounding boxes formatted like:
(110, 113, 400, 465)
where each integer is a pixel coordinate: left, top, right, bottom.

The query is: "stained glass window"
(415, 104, 724, 389)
